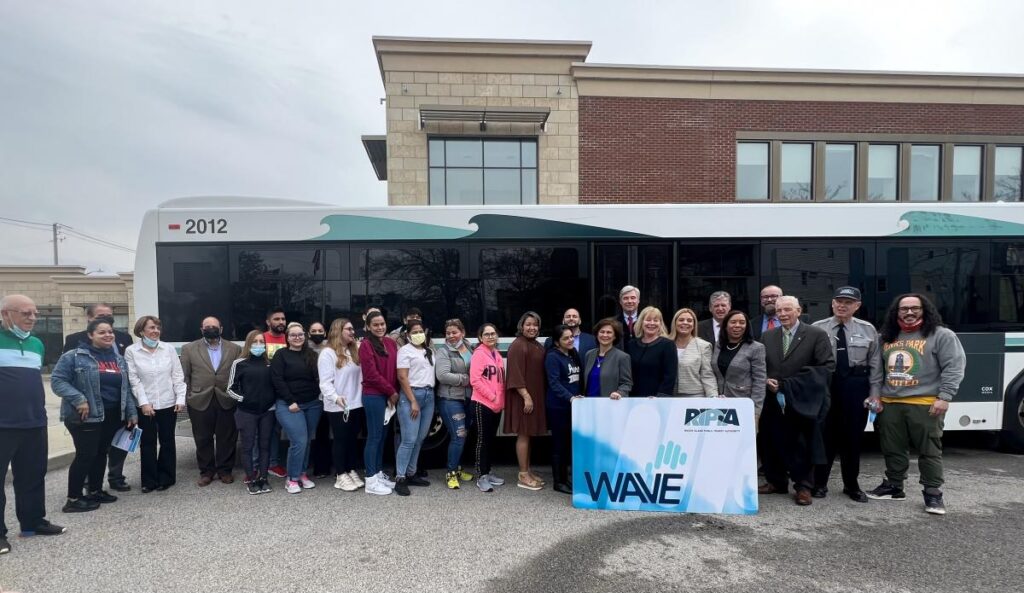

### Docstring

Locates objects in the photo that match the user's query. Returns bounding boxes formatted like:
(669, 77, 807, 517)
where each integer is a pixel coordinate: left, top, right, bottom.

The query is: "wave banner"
(571, 397, 758, 514)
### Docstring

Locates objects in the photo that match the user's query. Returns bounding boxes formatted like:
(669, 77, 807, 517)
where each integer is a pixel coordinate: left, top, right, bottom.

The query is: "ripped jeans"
(438, 398, 472, 472)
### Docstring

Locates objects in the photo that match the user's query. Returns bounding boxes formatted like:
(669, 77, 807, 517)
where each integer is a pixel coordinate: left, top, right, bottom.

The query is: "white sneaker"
(374, 471, 396, 489)
(285, 480, 302, 494)
(299, 473, 316, 489)
(335, 473, 358, 492)
(485, 473, 505, 486)
(365, 478, 392, 496)
(348, 470, 365, 487)
(477, 475, 493, 492)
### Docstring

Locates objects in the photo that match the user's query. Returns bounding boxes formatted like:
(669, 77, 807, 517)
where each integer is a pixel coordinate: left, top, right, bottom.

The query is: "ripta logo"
(583, 471, 685, 504)
(684, 408, 740, 427)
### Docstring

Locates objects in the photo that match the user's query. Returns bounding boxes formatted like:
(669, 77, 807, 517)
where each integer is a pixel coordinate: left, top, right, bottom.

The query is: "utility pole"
(53, 222, 59, 265)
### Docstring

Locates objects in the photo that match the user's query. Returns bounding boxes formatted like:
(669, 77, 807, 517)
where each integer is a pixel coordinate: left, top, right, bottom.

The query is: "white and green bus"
(135, 197, 1024, 448)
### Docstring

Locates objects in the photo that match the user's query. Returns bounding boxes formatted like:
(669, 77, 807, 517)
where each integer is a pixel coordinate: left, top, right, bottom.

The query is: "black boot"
(552, 458, 572, 495)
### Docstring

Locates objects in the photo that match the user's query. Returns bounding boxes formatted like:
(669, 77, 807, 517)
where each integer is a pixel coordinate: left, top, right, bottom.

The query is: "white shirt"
(318, 348, 363, 413)
(712, 319, 721, 342)
(398, 343, 435, 388)
(124, 342, 187, 409)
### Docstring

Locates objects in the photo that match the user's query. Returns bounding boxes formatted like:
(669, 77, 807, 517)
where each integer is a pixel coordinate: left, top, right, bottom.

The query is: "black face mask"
(202, 328, 222, 340)
(95, 315, 115, 326)
(309, 334, 326, 345)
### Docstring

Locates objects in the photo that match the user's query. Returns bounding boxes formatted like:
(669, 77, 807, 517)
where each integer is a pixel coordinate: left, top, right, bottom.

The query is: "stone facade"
(375, 37, 590, 205)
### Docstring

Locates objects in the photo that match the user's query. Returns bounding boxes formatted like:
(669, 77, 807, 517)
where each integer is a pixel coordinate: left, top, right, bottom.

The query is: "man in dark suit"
(751, 285, 783, 341)
(697, 291, 731, 344)
(758, 295, 835, 506)
(180, 316, 243, 486)
(62, 302, 134, 492)
(615, 285, 641, 349)
(544, 308, 597, 359)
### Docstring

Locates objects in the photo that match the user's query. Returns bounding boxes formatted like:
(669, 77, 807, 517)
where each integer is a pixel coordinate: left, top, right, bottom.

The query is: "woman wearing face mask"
(318, 318, 365, 492)
(51, 319, 138, 512)
(470, 323, 505, 493)
(434, 319, 475, 489)
(124, 316, 185, 493)
(393, 320, 435, 496)
(227, 331, 276, 494)
(504, 311, 547, 491)
(626, 306, 678, 397)
(712, 310, 767, 425)
(669, 308, 718, 397)
(270, 322, 323, 494)
(582, 319, 632, 399)
(359, 310, 400, 496)
(306, 320, 332, 478)
(545, 324, 584, 494)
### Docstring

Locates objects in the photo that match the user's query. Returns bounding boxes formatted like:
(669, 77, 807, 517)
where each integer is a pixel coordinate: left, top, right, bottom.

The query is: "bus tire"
(1000, 383, 1024, 453)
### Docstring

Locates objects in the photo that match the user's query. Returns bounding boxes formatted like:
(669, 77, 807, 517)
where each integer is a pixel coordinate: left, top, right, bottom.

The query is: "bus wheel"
(1000, 385, 1024, 453)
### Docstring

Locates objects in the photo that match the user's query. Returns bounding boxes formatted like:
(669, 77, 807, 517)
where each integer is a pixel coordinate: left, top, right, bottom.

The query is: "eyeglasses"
(481, 332, 498, 338)
(3, 309, 39, 318)
(760, 295, 781, 301)
(898, 306, 923, 313)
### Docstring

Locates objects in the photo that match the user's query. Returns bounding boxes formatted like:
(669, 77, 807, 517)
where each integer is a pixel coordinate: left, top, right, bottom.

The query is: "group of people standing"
(0, 281, 968, 554)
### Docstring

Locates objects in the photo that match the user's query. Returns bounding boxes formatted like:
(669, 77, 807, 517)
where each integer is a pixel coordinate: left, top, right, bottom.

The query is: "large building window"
(909, 145, 941, 201)
(428, 138, 537, 205)
(952, 145, 982, 202)
(780, 143, 813, 200)
(994, 146, 1023, 201)
(736, 142, 769, 200)
(867, 144, 899, 201)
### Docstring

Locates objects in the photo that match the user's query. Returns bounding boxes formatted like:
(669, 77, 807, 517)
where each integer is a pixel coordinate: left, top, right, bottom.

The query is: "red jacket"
(359, 337, 398, 397)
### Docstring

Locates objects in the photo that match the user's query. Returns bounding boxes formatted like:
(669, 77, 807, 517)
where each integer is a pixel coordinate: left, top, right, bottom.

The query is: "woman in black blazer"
(625, 307, 677, 397)
(712, 311, 767, 421)
(582, 319, 632, 399)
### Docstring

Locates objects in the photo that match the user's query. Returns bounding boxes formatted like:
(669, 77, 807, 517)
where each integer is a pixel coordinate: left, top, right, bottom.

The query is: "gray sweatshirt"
(880, 326, 965, 401)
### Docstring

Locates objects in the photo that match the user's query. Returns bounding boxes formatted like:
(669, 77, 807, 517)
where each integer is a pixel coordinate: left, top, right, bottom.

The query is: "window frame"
(427, 137, 539, 205)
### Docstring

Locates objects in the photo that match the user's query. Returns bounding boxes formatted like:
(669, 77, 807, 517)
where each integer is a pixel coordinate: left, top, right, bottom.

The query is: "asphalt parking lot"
(3, 435, 1023, 593)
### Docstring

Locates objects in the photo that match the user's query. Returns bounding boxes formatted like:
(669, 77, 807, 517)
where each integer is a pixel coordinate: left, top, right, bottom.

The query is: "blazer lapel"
(200, 342, 216, 373)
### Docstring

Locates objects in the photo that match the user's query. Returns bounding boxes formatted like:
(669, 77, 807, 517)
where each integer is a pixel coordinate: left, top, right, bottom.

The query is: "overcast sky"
(2, 0, 1023, 273)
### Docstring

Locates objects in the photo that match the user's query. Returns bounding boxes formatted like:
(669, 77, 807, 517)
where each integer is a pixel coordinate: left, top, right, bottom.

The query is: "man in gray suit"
(180, 317, 242, 486)
(697, 291, 730, 345)
(757, 296, 835, 506)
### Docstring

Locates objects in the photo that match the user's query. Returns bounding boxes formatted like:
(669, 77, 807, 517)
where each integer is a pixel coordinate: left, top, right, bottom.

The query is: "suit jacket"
(615, 311, 639, 350)
(544, 331, 597, 361)
(582, 347, 633, 398)
(697, 319, 719, 345)
(752, 313, 810, 340)
(63, 329, 133, 356)
(763, 323, 835, 383)
(180, 338, 243, 411)
(712, 341, 767, 413)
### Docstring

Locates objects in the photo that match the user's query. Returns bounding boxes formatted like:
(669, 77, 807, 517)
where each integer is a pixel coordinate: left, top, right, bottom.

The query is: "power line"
(0, 218, 135, 260)
(61, 227, 135, 252)
(0, 215, 51, 229)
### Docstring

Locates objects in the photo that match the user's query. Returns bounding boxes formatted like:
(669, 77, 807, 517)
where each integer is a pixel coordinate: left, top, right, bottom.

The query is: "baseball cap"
(834, 286, 862, 301)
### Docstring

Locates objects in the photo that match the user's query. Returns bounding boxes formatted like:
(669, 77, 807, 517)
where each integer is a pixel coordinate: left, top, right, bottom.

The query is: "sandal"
(517, 472, 543, 491)
(528, 470, 546, 486)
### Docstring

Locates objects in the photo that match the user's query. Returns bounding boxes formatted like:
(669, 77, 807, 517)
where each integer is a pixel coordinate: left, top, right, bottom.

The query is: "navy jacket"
(544, 348, 582, 410)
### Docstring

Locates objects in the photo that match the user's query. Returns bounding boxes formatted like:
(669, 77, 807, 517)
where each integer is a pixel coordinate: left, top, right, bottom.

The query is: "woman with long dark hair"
(504, 311, 547, 491)
(435, 318, 475, 489)
(51, 319, 138, 512)
(470, 323, 505, 493)
(545, 324, 583, 494)
(393, 319, 435, 496)
(358, 310, 399, 496)
(712, 310, 767, 422)
(319, 318, 364, 492)
(270, 322, 323, 494)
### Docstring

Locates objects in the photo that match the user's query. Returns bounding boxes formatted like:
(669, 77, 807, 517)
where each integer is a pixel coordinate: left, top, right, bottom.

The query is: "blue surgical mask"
(9, 325, 30, 340)
(250, 345, 267, 357)
(142, 337, 159, 348)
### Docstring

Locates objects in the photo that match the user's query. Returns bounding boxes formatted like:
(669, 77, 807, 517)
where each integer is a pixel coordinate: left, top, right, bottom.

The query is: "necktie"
(836, 323, 850, 375)
(782, 329, 792, 356)
(767, 317, 778, 330)
(626, 316, 634, 336)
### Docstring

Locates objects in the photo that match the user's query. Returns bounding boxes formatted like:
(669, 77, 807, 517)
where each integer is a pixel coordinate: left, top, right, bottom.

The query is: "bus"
(135, 196, 1024, 450)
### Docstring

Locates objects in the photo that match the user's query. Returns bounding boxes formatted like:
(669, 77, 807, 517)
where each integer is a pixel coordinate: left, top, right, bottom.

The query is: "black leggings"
(327, 408, 365, 474)
(473, 402, 500, 477)
(66, 409, 122, 498)
(138, 407, 178, 489)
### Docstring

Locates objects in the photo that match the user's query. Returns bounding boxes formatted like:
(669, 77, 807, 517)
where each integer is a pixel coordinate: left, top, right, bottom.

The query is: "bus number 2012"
(185, 218, 227, 234)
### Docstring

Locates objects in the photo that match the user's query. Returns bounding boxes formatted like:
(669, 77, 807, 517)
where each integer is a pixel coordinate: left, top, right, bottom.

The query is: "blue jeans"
(275, 400, 323, 481)
(363, 395, 388, 477)
(438, 398, 470, 472)
(396, 387, 435, 477)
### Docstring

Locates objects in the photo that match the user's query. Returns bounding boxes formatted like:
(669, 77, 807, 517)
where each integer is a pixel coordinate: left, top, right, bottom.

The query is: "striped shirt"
(0, 328, 47, 428)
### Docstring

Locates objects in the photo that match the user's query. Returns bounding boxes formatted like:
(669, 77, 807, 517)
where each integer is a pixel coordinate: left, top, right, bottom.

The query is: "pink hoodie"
(470, 345, 505, 413)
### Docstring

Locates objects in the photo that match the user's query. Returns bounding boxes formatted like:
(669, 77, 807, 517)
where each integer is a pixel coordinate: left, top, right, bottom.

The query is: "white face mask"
(409, 333, 426, 346)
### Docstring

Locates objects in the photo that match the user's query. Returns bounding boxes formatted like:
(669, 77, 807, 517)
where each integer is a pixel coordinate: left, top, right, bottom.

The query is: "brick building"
(365, 36, 1024, 205)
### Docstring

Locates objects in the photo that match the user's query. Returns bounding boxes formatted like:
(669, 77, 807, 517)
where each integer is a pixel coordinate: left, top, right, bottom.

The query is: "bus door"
(760, 241, 874, 324)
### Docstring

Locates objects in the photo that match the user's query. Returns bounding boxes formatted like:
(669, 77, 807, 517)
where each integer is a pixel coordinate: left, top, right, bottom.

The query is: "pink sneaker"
(285, 480, 301, 494)
(299, 473, 316, 489)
